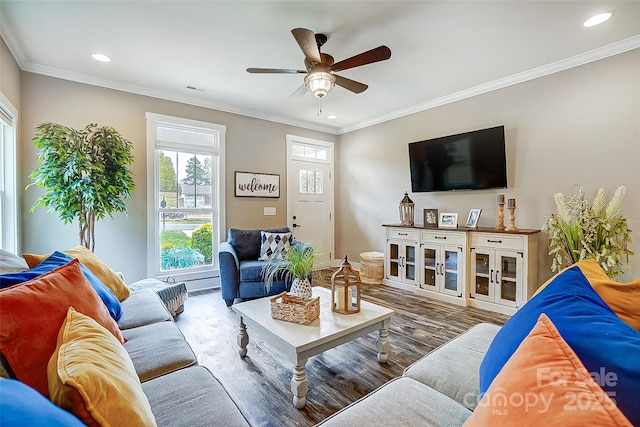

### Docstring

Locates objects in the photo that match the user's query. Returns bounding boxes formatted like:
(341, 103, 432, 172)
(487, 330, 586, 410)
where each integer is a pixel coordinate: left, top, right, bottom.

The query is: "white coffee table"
(233, 286, 395, 409)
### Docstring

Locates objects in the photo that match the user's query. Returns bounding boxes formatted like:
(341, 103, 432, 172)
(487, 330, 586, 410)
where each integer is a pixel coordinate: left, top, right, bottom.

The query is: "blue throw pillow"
(479, 265, 640, 425)
(0, 378, 84, 426)
(0, 251, 123, 321)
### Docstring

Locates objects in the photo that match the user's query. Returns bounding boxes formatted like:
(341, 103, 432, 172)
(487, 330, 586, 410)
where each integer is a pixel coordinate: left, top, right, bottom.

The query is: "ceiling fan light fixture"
(304, 72, 336, 98)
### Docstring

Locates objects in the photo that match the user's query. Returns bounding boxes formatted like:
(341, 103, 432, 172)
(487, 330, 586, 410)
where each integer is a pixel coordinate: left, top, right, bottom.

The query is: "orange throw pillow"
(465, 313, 631, 426)
(23, 245, 130, 301)
(0, 259, 124, 397)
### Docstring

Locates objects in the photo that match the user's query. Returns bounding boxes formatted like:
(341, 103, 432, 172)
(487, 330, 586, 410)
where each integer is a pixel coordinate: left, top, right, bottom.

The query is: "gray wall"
(18, 73, 336, 282)
(336, 48, 640, 283)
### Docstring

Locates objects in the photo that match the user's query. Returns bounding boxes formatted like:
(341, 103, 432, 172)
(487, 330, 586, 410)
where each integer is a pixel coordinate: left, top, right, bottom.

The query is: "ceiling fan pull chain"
(317, 98, 322, 117)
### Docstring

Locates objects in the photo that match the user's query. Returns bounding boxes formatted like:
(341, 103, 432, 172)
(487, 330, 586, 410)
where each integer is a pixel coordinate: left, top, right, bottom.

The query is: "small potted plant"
(262, 243, 317, 298)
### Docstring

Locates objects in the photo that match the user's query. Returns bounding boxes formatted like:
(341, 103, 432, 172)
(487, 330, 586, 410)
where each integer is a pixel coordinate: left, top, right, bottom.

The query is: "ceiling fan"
(247, 28, 391, 99)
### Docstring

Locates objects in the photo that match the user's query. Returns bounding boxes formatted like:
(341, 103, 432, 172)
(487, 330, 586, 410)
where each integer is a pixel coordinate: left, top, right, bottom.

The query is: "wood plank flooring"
(174, 270, 509, 427)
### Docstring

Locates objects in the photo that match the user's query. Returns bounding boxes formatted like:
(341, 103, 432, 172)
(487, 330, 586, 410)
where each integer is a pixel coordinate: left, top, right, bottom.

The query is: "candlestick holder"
(506, 206, 518, 231)
(495, 202, 506, 230)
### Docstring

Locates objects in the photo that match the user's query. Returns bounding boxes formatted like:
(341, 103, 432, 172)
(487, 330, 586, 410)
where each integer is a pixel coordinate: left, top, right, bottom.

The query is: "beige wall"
(336, 48, 640, 283)
(13, 46, 640, 285)
(1, 37, 20, 109)
(19, 73, 336, 282)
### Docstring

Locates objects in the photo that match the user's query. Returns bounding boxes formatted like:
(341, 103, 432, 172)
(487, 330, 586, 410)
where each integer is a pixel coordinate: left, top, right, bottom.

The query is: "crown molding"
(338, 35, 640, 134)
(4, 23, 638, 137)
(21, 62, 341, 134)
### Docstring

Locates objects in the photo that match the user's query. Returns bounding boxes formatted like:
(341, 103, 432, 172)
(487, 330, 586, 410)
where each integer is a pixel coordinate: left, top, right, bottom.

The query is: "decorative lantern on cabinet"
(399, 191, 415, 226)
(331, 256, 361, 314)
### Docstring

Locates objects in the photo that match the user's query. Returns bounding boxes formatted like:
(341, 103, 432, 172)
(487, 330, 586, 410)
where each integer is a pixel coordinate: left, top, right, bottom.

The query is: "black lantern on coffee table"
(331, 256, 361, 314)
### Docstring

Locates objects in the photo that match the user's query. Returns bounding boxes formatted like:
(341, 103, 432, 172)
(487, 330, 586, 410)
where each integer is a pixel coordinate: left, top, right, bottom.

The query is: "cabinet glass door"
(442, 248, 460, 295)
(472, 251, 492, 301)
(498, 253, 520, 307)
(387, 241, 400, 280)
(420, 247, 437, 289)
(405, 244, 416, 281)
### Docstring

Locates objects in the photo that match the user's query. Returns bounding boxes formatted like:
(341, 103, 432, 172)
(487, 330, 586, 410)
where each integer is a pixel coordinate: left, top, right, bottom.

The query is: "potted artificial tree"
(262, 243, 317, 298)
(27, 122, 136, 252)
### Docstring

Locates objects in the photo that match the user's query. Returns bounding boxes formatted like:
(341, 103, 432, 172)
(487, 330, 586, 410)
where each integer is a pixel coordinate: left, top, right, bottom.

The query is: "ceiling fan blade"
(291, 28, 322, 64)
(334, 74, 368, 94)
(289, 83, 308, 98)
(330, 46, 391, 72)
(246, 68, 306, 74)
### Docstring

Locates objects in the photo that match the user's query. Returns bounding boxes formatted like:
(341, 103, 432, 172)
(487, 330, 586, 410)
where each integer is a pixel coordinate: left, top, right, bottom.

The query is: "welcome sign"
(235, 171, 280, 198)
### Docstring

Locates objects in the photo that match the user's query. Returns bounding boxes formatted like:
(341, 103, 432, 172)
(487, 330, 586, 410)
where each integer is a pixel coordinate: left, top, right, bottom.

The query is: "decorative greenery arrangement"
(262, 243, 317, 293)
(545, 185, 633, 278)
(27, 123, 135, 252)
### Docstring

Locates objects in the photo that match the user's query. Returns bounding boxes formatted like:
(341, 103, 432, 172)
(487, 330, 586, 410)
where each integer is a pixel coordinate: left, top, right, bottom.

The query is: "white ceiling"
(1, 1, 639, 134)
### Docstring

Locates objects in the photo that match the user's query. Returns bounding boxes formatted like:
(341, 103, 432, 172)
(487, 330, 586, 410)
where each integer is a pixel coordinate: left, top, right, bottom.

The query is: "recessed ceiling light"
(584, 12, 612, 27)
(91, 53, 111, 63)
(327, 114, 338, 120)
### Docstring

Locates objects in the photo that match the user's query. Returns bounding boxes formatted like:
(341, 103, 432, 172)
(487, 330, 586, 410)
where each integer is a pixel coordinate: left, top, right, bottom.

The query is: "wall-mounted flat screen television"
(408, 125, 507, 193)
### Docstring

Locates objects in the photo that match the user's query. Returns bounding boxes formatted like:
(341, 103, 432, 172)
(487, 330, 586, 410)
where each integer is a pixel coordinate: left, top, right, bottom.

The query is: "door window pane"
(299, 169, 324, 194)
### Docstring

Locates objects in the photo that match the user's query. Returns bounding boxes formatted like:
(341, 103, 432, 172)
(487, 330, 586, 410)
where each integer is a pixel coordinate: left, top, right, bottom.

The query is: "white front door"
(286, 135, 334, 266)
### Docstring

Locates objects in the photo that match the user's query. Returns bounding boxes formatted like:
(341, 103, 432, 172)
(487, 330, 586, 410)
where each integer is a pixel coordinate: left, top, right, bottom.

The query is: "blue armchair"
(219, 227, 307, 307)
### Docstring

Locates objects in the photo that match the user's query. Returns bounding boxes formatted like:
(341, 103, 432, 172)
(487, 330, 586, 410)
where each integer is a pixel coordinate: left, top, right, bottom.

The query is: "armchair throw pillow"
(258, 231, 292, 261)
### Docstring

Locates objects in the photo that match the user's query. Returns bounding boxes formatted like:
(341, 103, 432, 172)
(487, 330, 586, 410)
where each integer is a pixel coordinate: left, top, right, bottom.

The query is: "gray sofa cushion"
(317, 377, 471, 427)
(123, 321, 197, 382)
(227, 227, 290, 261)
(403, 323, 501, 410)
(118, 288, 173, 330)
(142, 365, 249, 427)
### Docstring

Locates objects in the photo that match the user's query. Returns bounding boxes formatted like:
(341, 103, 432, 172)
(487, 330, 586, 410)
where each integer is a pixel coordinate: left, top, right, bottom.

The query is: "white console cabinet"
(383, 225, 539, 315)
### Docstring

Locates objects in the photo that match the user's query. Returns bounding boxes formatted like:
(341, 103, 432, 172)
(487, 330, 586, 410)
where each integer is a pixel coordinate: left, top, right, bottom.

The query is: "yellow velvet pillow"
(576, 259, 640, 332)
(534, 259, 640, 331)
(23, 245, 130, 301)
(464, 313, 631, 426)
(48, 307, 157, 427)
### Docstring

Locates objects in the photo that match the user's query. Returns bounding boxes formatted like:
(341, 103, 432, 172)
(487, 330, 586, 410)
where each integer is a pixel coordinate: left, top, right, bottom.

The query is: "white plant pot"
(290, 278, 312, 299)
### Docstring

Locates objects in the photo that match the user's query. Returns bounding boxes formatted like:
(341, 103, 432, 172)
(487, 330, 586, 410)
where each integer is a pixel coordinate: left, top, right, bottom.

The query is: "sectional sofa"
(319, 259, 639, 426)
(0, 247, 248, 426)
(2, 245, 638, 426)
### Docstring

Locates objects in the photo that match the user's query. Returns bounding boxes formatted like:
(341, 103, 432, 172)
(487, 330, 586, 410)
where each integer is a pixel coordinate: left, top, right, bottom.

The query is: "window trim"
(146, 112, 226, 282)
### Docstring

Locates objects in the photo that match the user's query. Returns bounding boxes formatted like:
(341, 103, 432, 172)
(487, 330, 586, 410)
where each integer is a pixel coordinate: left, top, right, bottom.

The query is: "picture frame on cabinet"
(465, 208, 482, 228)
(439, 213, 458, 228)
(423, 209, 439, 227)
